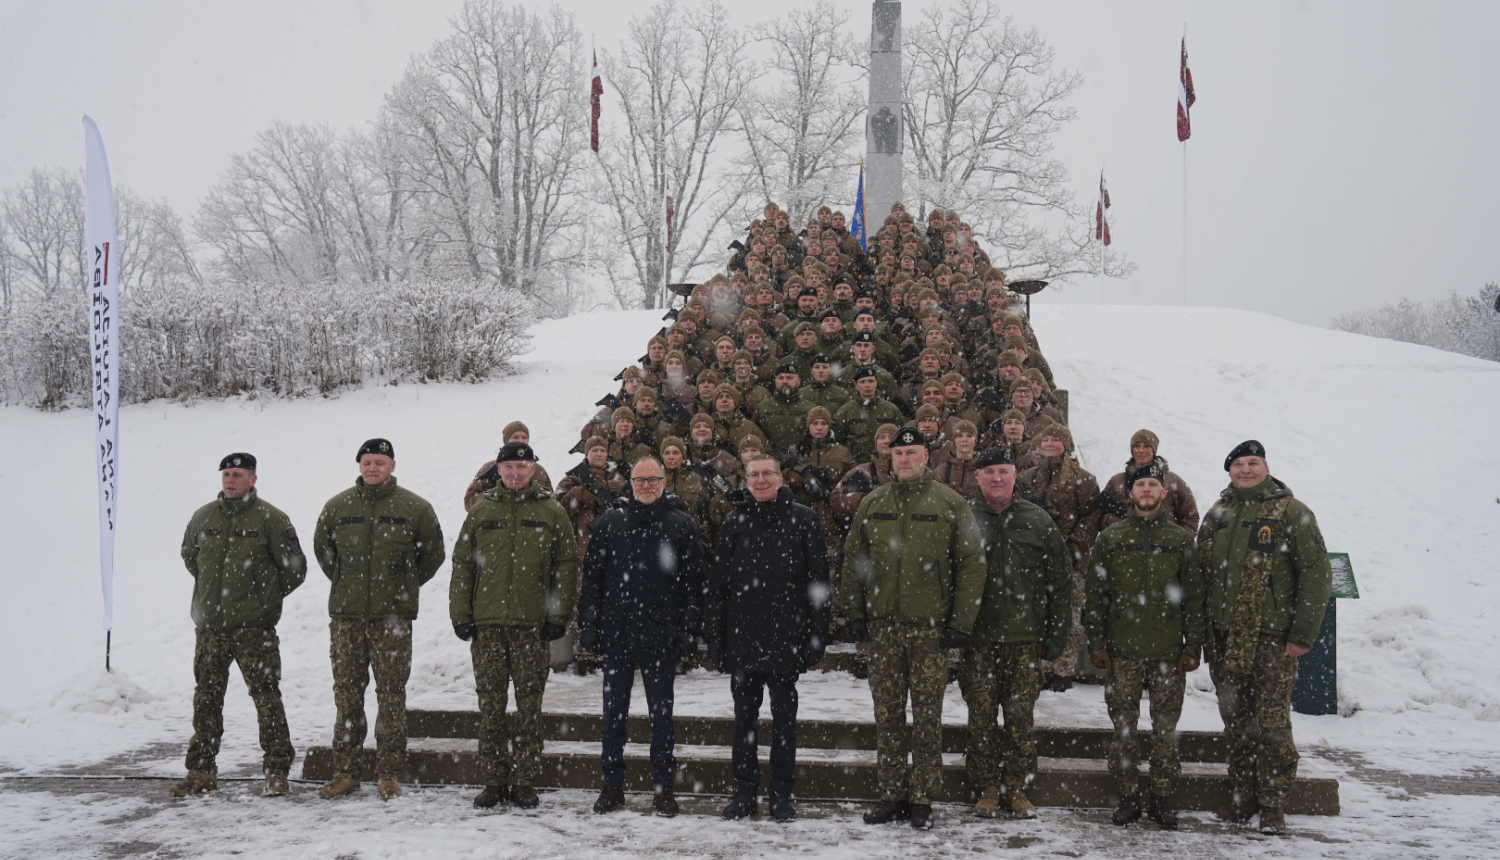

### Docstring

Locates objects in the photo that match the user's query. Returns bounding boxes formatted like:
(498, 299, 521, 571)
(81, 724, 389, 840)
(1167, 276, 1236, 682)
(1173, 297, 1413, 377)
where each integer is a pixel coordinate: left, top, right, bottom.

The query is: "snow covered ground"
(2, 304, 1498, 858)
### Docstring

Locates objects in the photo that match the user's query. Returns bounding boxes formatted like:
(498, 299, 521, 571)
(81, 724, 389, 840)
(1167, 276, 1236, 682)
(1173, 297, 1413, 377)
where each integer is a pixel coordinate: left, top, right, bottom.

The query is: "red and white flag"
(664, 192, 675, 252)
(590, 51, 603, 153)
(1095, 172, 1111, 246)
(1177, 37, 1196, 141)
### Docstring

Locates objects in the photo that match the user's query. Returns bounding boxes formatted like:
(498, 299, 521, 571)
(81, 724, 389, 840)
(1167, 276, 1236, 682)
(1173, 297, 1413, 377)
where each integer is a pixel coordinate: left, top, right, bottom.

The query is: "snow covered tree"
(0, 167, 85, 299)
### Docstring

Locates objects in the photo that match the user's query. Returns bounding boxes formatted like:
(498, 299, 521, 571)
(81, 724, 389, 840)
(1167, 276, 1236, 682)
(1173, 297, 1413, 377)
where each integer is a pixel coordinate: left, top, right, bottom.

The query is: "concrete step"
(301, 738, 1339, 815)
(405, 709, 1229, 762)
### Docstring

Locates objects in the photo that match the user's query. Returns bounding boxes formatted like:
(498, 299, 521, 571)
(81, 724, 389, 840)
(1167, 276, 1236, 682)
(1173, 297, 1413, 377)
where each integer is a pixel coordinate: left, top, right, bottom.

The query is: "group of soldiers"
(171, 201, 1333, 838)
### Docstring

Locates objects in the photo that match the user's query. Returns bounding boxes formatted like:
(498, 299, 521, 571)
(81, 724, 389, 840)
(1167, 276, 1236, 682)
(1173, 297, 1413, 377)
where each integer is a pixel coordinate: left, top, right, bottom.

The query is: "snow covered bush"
(0, 277, 532, 407)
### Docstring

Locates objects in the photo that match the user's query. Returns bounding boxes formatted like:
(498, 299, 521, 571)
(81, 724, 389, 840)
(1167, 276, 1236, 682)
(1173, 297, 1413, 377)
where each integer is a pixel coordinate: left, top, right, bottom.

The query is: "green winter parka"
(449, 481, 580, 629)
(313, 476, 446, 621)
(181, 489, 307, 629)
(1086, 507, 1204, 661)
(841, 475, 987, 633)
(754, 388, 815, 453)
(968, 495, 1073, 658)
(1198, 476, 1332, 650)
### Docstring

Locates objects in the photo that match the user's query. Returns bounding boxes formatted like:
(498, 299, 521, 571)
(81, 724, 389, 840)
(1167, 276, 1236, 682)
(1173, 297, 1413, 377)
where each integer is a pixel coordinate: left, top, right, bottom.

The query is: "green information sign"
(1328, 552, 1359, 599)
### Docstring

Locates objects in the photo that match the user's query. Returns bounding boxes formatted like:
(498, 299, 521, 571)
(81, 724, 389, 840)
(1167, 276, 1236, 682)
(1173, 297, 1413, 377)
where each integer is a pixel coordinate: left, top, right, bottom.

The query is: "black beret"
(357, 438, 394, 462)
(497, 441, 538, 463)
(1127, 461, 1167, 488)
(854, 307, 876, 318)
(811, 353, 831, 365)
(851, 331, 875, 344)
(219, 452, 256, 471)
(1224, 439, 1266, 471)
(775, 362, 800, 377)
(854, 291, 875, 301)
(889, 426, 925, 449)
(853, 366, 878, 381)
(973, 446, 1015, 470)
(821, 309, 842, 321)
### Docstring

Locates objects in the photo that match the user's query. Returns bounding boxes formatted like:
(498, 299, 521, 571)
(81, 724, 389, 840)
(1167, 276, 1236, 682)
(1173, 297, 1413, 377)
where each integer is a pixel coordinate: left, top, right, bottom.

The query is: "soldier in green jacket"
(313, 438, 446, 802)
(1199, 441, 1332, 836)
(171, 453, 306, 799)
(963, 446, 1072, 820)
(842, 427, 987, 831)
(450, 442, 580, 810)
(834, 368, 905, 464)
(1086, 461, 1203, 829)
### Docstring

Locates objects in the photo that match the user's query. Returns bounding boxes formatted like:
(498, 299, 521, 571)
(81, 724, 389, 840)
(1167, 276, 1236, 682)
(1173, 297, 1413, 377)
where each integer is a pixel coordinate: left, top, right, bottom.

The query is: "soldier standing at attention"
(313, 438, 446, 801)
(450, 442, 579, 809)
(963, 446, 1072, 820)
(842, 427, 986, 831)
(1201, 441, 1332, 835)
(172, 453, 306, 798)
(1086, 461, 1203, 829)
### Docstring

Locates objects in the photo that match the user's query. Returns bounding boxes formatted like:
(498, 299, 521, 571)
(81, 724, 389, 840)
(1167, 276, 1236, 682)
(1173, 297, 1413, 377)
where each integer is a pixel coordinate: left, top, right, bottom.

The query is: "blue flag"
(851, 158, 868, 254)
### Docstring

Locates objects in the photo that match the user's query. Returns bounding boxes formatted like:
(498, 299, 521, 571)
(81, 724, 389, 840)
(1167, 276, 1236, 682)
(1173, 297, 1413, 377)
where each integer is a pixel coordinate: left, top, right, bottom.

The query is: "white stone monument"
(866, 1, 903, 222)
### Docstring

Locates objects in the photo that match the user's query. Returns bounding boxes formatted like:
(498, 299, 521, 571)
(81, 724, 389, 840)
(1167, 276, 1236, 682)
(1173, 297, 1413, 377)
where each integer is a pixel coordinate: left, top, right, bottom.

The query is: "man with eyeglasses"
(577, 457, 706, 818)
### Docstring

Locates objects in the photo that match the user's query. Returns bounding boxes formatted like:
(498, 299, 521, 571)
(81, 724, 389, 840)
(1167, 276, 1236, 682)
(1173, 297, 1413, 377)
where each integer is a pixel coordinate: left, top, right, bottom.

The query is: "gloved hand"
(578, 626, 600, 654)
(845, 620, 871, 643)
(942, 628, 970, 648)
(707, 640, 725, 672)
(803, 633, 826, 667)
(541, 622, 567, 641)
(1089, 649, 1111, 672)
(454, 622, 476, 642)
(677, 630, 700, 659)
(1177, 652, 1200, 674)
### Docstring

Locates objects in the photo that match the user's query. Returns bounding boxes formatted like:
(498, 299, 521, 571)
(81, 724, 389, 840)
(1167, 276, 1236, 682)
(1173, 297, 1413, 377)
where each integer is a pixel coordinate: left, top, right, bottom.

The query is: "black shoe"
(1146, 792, 1177, 829)
(769, 792, 795, 822)
(473, 785, 508, 808)
(851, 658, 870, 680)
(512, 785, 540, 809)
(722, 791, 758, 820)
(862, 798, 911, 824)
(654, 786, 679, 817)
(910, 803, 934, 830)
(593, 785, 625, 814)
(1043, 672, 1074, 693)
(1111, 792, 1142, 826)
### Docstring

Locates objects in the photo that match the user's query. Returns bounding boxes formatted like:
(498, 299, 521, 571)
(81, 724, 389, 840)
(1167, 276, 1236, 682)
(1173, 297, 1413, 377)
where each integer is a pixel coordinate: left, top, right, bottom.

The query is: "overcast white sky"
(3, 1, 1498, 325)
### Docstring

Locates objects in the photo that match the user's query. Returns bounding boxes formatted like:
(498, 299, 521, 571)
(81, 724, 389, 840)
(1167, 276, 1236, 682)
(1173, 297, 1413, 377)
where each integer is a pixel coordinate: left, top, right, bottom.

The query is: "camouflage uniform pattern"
(472, 625, 550, 787)
(959, 641, 1043, 795)
(185, 627, 294, 775)
(868, 621, 947, 804)
(1103, 658, 1186, 797)
(329, 617, 413, 779)
(1207, 627, 1301, 808)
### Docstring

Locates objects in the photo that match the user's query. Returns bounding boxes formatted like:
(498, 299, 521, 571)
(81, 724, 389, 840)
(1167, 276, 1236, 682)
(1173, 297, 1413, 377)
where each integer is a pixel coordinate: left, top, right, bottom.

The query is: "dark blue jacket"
(708, 486, 830, 675)
(578, 494, 706, 658)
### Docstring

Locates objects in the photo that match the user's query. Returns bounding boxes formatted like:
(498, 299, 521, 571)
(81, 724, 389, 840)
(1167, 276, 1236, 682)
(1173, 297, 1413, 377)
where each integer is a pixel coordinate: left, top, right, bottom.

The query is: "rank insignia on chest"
(1250, 520, 1275, 551)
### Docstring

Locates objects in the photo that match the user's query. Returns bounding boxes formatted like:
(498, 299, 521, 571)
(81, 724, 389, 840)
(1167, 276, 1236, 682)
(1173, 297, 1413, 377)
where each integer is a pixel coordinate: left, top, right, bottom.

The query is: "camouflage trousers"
(868, 621, 947, 804)
(472, 625, 550, 787)
(1208, 627, 1300, 808)
(958, 641, 1042, 794)
(1104, 658, 1186, 797)
(1041, 567, 1086, 678)
(329, 617, 412, 779)
(185, 627, 294, 775)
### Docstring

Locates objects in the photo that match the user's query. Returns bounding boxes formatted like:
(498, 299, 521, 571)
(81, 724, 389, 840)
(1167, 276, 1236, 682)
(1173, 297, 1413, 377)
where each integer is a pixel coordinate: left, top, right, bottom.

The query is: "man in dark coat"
(577, 457, 706, 818)
(707, 456, 830, 823)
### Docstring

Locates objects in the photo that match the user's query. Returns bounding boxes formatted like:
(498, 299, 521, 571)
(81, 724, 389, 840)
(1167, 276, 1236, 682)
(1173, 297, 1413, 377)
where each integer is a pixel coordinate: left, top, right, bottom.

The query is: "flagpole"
(1100, 160, 1106, 303)
(1182, 22, 1188, 306)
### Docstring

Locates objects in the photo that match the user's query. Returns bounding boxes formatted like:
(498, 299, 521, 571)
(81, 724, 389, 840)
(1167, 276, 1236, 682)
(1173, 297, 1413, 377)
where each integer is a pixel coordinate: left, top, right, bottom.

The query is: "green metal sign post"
(1292, 553, 1359, 716)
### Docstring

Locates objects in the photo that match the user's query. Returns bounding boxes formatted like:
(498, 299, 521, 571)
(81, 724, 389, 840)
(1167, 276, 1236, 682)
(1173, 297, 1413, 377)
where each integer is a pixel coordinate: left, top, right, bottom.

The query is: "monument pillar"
(866, 0, 902, 222)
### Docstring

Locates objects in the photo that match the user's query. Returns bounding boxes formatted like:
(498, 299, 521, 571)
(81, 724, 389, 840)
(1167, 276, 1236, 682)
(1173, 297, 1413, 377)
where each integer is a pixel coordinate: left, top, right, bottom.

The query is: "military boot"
(1214, 793, 1259, 823)
(1111, 792, 1142, 825)
(512, 785, 540, 809)
(318, 775, 361, 800)
(473, 785, 508, 808)
(974, 786, 1002, 818)
(909, 803, 934, 831)
(263, 772, 289, 797)
(653, 786, 679, 817)
(377, 776, 402, 801)
(722, 790, 758, 820)
(168, 771, 217, 797)
(1146, 792, 1178, 829)
(593, 785, 625, 814)
(768, 792, 795, 823)
(862, 798, 911, 824)
(1258, 807, 1288, 835)
(1008, 789, 1038, 819)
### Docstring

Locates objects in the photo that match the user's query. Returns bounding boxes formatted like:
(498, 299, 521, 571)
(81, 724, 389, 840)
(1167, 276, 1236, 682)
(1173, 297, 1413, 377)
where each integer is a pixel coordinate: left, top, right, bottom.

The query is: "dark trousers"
(731, 671, 799, 796)
(601, 654, 676, 788)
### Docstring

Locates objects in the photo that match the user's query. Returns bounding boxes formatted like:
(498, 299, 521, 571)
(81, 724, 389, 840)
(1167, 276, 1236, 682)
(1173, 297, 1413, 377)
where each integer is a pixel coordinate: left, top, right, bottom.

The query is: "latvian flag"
(591, 51, 603, 153)
(1095, 172, 1111, 246)
(1177, 38, 1195, 141)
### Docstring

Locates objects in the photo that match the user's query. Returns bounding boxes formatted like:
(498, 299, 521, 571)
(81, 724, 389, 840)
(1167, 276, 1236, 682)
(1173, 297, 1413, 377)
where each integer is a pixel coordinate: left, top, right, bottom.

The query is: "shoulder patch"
(286, 528, 303, 555)
(1313, 527, 1327, 551)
